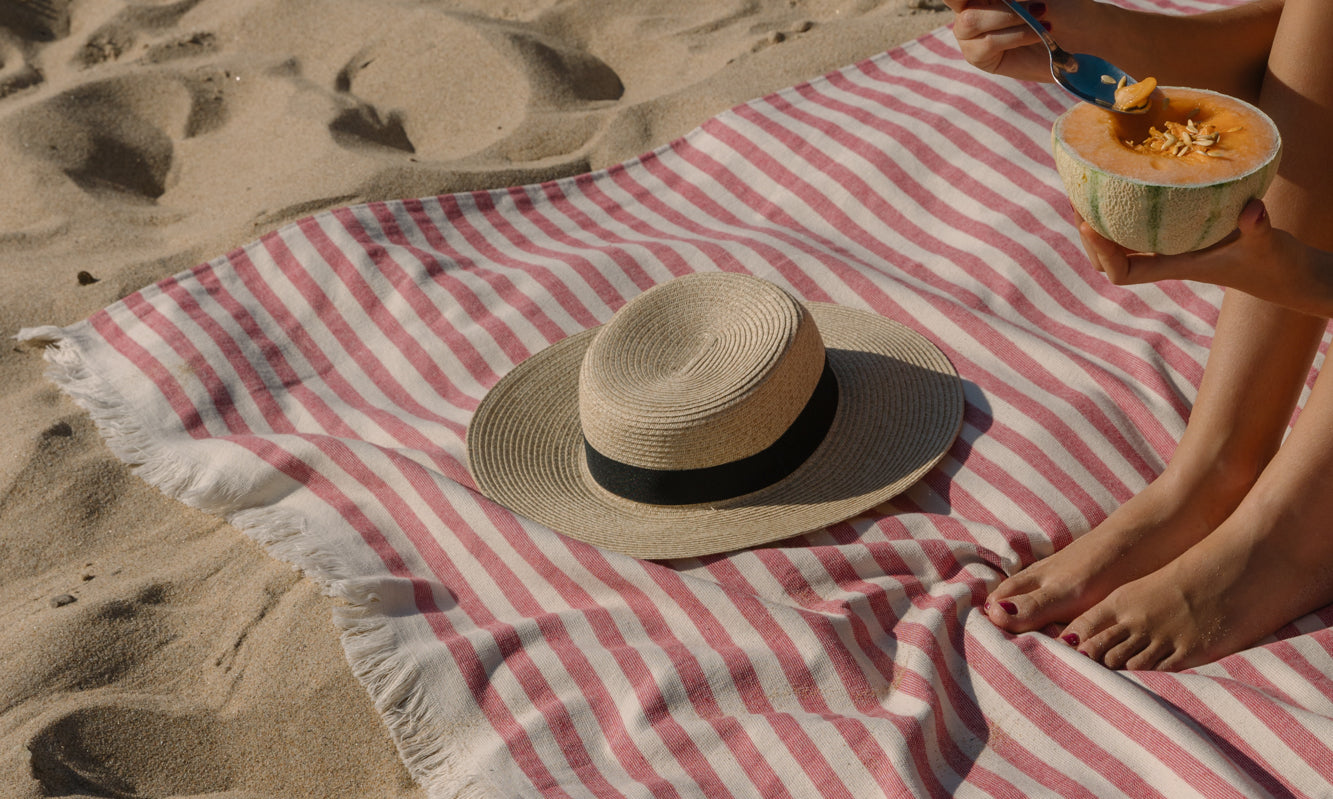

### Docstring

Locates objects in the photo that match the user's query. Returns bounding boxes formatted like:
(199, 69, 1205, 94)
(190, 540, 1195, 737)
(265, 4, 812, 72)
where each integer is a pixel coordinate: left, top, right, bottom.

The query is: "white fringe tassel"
(19, 326, 502, 799)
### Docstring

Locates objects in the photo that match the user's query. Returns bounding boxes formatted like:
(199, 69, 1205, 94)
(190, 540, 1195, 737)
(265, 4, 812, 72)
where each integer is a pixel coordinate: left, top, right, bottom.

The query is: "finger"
(1236, 198, 1269, 234)
(956, 0, 1049, 17)
(952, 5, 1043, 45)
(940, 0, 1001, 13)
(1117, 223, 1250, 286)
(1077, 220, 1132, 280)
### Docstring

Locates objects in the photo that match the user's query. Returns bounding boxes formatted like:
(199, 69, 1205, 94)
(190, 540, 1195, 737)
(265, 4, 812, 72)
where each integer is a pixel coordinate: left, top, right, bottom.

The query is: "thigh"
(1261, 0, 1333, 247)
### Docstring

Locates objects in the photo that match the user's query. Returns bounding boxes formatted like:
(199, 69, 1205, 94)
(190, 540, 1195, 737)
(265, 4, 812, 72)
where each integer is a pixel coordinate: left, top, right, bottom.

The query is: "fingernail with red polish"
(1061, 633, 1080, 647)
(999, 601, 1018, 615)
(1028, 2, 1046, 16)
(1040, 20, 1053, 32)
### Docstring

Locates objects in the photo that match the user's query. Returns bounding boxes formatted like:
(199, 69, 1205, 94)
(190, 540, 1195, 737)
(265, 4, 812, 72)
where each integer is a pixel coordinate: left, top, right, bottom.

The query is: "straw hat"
(466, 272, 963, 559)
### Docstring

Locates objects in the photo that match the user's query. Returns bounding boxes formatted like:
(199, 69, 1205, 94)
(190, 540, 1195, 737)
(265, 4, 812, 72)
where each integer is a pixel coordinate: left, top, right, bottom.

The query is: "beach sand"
(0, 0, 949, 794)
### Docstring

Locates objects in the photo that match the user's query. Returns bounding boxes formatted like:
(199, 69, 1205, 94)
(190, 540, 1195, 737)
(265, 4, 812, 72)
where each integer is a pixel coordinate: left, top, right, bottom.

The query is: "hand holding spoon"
(997, 0, 1153, 113)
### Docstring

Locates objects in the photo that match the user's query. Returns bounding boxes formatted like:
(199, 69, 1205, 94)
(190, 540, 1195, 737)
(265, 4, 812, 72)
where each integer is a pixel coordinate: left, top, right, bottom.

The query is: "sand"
(0, 0, 949, 794)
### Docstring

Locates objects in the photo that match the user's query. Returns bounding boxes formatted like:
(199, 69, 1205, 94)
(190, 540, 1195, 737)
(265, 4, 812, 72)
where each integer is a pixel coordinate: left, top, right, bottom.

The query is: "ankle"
(1157, 450, 1265, 526)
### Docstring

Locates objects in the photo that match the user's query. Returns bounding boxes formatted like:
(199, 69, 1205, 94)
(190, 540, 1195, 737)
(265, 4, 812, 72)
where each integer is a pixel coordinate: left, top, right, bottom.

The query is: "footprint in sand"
(1, 415, 135, 582)
(501, 30, 624, 107)
(465, 27, 626, 166)
(7, 73, 194, 199)
(1, 582, 174, 714)
(27, 704, 229, 797)
(3, 62, 245, 201)
(330, 9, 622, 161)
(0, 0, 71, 42)
(329, 10, 531, 160)
(329, 98, 415, 154)
(0, 36, 43, 98)
(75, 0, 208, 67)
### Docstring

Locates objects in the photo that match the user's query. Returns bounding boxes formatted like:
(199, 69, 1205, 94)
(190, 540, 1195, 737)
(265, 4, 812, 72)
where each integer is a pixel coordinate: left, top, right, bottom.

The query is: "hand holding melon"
(1053, 87, 1281, 255)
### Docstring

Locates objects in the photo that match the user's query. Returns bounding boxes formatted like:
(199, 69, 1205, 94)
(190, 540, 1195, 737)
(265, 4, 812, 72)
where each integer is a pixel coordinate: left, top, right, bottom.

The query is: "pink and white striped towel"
(24, 5, 1333, 796)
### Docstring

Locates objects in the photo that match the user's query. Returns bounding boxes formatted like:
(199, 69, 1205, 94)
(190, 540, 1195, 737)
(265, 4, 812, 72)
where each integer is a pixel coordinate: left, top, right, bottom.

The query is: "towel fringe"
(19, 326, 500, 799)
(335, 604, 500, 799)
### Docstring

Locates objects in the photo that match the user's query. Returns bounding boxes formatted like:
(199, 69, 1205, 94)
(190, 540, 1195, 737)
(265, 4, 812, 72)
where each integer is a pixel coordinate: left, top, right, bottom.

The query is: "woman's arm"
(947, 0, 1284, 102)
(1079, 199, 1333, 319)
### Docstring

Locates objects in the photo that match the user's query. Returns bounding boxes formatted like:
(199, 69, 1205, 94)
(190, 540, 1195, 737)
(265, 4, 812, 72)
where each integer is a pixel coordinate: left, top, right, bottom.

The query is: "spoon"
(997, 0, 1147, 113)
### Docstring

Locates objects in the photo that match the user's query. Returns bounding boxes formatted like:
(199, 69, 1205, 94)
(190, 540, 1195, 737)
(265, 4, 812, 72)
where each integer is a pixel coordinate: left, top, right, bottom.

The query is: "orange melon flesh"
(1052, 87, 1281, 255)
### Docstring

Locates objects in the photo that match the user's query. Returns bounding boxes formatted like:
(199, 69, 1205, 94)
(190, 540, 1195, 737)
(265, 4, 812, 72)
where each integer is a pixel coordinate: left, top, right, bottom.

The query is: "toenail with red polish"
(999, 601, 1018, 615)
(1061, 633, 1080, 647)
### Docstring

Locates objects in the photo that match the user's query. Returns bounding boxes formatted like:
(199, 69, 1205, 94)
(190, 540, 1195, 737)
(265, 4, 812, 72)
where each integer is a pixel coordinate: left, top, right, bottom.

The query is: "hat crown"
(579, 273, 826, 471)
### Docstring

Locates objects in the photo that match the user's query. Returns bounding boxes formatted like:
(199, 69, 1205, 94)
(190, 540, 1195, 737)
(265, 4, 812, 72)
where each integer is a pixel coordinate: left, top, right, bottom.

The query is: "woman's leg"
(986, 295, 1322, 633)
(1053, 0, 1333, 668)
(985, 0, 1333, 636)
(1068, 360, 1333, 670)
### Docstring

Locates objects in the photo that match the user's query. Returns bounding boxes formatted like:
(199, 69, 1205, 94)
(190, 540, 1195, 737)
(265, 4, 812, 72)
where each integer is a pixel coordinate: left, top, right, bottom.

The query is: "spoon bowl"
(998, 0, 1146, 114)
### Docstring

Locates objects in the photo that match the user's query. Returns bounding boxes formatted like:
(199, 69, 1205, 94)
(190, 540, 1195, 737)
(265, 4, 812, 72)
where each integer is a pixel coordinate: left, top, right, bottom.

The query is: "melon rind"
(1052, 88, 1282, 255)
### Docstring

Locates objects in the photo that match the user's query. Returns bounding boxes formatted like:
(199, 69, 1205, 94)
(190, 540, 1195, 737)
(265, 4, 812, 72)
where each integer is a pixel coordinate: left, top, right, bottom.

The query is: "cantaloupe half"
(1052, 86, 1282, 255)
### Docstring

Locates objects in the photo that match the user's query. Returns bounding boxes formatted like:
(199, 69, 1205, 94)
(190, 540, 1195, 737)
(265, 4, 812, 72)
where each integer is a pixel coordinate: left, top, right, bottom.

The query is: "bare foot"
(1057, 491, 1333, 671)
(1052, 338, 1333, 670)
(984, 463, 1251, 634)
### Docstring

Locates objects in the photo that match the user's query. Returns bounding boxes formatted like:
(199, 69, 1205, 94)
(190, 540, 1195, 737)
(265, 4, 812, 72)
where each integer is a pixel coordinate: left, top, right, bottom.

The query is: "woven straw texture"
(578, 273, 825, 471)
(467, 273, 964, 559)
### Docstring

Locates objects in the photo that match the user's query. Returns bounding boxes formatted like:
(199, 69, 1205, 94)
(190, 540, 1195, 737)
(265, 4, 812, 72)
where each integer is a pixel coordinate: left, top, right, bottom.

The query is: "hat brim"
(466, 303, 964, 559)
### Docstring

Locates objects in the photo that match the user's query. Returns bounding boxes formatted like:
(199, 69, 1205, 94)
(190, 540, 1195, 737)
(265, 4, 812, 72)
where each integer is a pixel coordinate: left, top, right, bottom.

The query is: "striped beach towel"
(25, 3, 1333, 796)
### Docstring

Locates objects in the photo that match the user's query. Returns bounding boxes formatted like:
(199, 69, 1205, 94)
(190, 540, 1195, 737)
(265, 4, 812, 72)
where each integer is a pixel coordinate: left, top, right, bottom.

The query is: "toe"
(1072, 612, 1127, 663)
(1125, 639, 1173, 671)
(985, 583, 1085, 633)
(1081, 630, 1127, 663)
(1055, 611, 1102, 656)
(1102, 634, 1151, 670)
(984, 592, 1040, 632)
(1154, 649, 1193, 673)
